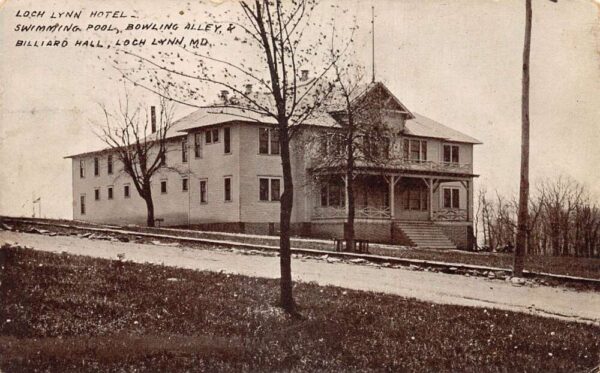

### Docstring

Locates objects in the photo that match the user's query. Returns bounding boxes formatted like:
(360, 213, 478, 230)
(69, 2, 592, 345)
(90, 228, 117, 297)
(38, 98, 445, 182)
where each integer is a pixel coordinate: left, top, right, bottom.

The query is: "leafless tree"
(94, 91, 176, 227)
(111, 0, 352, 315)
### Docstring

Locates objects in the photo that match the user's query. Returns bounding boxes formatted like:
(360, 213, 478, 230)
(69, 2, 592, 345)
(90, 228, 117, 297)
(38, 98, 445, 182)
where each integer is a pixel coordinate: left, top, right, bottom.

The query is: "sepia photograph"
(0, 0, 599, 371)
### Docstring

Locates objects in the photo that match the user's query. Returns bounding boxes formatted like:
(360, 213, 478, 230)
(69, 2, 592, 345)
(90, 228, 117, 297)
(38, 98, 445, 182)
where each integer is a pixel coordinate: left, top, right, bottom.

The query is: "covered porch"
(311, 172, 474, 223)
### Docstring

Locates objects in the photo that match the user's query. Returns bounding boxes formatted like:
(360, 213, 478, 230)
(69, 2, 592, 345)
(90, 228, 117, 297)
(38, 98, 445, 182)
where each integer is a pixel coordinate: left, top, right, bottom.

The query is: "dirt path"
(2, 231, 599, 325)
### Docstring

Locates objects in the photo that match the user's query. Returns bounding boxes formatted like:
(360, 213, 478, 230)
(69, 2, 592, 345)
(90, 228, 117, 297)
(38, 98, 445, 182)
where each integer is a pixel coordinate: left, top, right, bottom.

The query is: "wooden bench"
(333, 238, 370, 254)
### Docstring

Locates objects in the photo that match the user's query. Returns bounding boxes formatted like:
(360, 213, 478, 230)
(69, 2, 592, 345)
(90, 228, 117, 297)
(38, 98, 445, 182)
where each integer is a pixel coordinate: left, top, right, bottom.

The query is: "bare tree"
(112, 0, 352, 315)
(95, 91, 176, 227)
(312, 65, 394, 251)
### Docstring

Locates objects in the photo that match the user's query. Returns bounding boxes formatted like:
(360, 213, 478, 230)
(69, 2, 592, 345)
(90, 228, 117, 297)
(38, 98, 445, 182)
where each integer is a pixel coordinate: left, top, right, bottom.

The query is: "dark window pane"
(195, 133, 202, 157)
(224, 127, 231, 153)
(80, 196, 85, 215)
(124, 185, 130, 198)
(410, 140, 420, 160)
(421, 141, 427, 161)
(452, 146, 460, 163)
(94, 189, 100, 201)
(452, 189, 460, 208)
(107, 155, 113, 174)
(271, 179, 280, 201)
(206, 130, 212, 144)
(403, 139, 409, 159)
(212, 129, 219, 142)
(224, 178, 231, 201)
(182, 178, 188, 191)
(108, 187, 113, 200)
(161, 181, 167, 194)
(320, 185, 328, 206)
(182, 140, 188, 163)
(444, 189, 452, 209)
(443, 145, 451, 163)
(259, 128, 269, 154)
(94, 158, 99, 176)
(270, 129, 280, 155)
(259, 178, 269, 201)
(200, 181, 207, 203)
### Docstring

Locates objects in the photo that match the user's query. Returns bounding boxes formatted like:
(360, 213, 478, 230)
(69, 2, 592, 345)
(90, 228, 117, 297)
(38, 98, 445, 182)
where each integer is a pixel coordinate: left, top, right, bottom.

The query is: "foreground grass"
(0, 246, 598, 372)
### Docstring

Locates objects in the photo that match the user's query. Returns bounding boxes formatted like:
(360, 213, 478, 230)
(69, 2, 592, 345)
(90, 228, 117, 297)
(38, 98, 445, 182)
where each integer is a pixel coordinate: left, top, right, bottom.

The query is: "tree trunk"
(345, 138, 355, 252)
(278, 124, 296, 314)
(143, 184, 155, 227)
(513, 0, 532, 277)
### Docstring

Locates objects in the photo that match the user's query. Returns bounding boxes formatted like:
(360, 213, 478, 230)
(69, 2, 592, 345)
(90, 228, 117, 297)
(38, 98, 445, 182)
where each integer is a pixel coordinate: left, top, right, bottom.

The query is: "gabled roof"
(66, 81, 480, 158)
(404, 113, 482, 144)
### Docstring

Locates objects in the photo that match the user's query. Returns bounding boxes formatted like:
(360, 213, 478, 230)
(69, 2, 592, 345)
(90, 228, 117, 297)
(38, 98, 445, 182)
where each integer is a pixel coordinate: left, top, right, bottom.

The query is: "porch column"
(389, 175, 396, 219)
(460, 179, 472, 222)
(429, 177, 434, 221)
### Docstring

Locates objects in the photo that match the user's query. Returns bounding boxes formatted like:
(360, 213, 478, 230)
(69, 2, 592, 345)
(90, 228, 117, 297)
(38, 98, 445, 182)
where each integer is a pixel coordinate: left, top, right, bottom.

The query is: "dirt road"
(2, 231, 598, 325)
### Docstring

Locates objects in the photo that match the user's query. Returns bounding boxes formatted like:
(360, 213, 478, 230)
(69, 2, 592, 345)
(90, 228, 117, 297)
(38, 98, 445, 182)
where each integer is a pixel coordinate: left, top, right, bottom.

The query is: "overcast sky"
(1, 0, 599, 219)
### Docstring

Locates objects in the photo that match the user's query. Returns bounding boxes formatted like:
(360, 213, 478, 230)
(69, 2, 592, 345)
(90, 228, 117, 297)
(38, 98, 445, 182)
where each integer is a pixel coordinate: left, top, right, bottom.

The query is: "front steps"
(393, 221, 457, 249)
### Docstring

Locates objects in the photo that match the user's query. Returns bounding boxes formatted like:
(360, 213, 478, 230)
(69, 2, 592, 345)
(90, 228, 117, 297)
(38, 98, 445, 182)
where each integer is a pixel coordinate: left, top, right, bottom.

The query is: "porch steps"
(393, 221, 457, 249)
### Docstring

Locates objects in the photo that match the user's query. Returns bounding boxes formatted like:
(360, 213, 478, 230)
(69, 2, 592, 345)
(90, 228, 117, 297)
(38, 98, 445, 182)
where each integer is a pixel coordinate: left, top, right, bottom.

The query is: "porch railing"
(387, 159, 472, 173)
(312, 205, 391, 220)
(433, 209, 468, 221)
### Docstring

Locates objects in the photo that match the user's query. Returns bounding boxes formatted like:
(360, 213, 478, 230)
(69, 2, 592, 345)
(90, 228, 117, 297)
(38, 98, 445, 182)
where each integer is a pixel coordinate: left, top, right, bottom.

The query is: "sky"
(1, 0, 599, 219)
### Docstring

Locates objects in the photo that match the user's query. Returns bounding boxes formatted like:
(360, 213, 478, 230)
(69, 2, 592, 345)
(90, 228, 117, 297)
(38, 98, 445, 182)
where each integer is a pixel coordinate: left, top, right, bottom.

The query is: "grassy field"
(0, 245, 598, 372)
(3, 216, 600, 280)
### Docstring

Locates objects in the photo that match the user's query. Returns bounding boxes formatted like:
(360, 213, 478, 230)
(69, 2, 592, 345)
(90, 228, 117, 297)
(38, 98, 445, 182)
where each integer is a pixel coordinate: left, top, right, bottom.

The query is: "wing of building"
(66, 82, 481, 249)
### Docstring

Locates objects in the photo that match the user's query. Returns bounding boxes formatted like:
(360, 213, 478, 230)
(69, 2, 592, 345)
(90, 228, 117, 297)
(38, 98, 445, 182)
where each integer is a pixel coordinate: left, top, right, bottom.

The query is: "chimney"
(150, 105, 156, 133)
(220, 90, 229, 104)
(300, 69, 309, 81)
(244, 84, 253, 95)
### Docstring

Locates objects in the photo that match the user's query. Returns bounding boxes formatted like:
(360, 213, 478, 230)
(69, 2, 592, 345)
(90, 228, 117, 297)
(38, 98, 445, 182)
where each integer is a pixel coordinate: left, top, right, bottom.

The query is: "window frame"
(194, 132, 202, 158)
(124, 184, 130, 198)
(107, 186, 114, 200)
(94, 157, 100, 176)
(199, 179, 208, 203)
(403, 138, 428, 162)
(79, 159, 85, 178)
(182, 178, 188, 192)
(181, 138, 188, 163)
(94, 188, 100, 201)
(80, 194, 86, 215)
(320, 180, 345, 207)
(224, 176, 232, 202)
(258, 127, 280, 155)
(442, 187, 460, 209)
(223, 127, 231, 154)
(443, 144, 460, 164)
(160, 180, 168, 194)
(107, 155, 113, 175)
(258, 177, 282, 202)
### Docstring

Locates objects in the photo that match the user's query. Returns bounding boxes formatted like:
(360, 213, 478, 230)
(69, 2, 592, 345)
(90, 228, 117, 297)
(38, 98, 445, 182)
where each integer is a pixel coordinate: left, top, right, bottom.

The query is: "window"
(205, 128, 219, 144)
(224, 177, 232, 201)
(124, 184, 130, 198)
(224, 127, 231, 154)
(320, 180, 345, 207)
(79, 160, 85, 178)
(271, 179, 280, 201)
(161, 180, 167, 194)
(94, 188, 100, 201)
(259, 177, 281, 201)
(80, 195, 86, 215)
(443, 144, 460, 164)
(181, 139, 188, 163)
(259, 128, 279, 155)
(194, 133, 202, 158)
(443, 188, 460, 209)
(94, 157, 99, 176)
(182, 178, 188, 192)
(107, 186, 113, 200)
(403, 189, 428, 211)
(200, 180, 207, 203)
(107, 155, 113, 174)
(403, 139, 427, 161)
